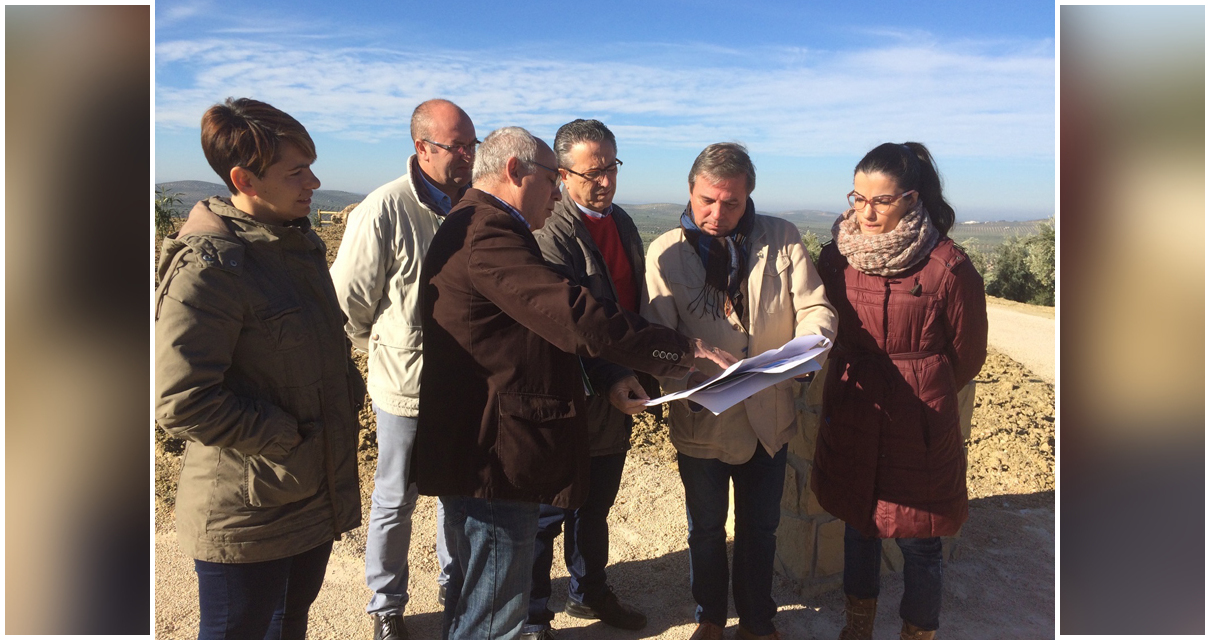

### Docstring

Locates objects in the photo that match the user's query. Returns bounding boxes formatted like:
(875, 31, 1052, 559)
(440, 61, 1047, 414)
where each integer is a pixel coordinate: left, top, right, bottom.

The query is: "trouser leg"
(897, 537, 942, 631)
(731, 444, 786, 636)
(524, 504, 567, 632)
(266, 541, 334, 640)
(843, 523, 884, 600)
(676, 452, 731, 628)
(364, 407, 419, 615)
(566, 452, 626, 605)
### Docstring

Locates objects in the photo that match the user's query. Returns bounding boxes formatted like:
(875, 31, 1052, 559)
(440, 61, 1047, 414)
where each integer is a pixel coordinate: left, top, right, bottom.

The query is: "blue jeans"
(195, 540, 332, 640)
(843, 524, 942, 631)
(524, 453, 626, 632)
(365, 406, 420, 615)
(677, 444, 787, 636)
(440, 496, 540, 640)
(436, 498, 458, 590)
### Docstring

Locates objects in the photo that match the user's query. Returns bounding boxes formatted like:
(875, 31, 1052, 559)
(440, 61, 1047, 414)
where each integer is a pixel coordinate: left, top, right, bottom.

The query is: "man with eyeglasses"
(519, 119, 647, 640)
(412, 127, 736, 640)
(330, 98, 477, 640)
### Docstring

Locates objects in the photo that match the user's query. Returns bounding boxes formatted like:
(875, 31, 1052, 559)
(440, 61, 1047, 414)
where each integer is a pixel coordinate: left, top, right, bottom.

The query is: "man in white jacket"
(329, 99, 477, 640)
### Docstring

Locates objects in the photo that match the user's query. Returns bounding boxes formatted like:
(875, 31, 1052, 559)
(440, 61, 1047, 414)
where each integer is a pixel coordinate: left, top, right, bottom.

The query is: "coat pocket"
(244, 421, 325, 508)
(495, 392, 578, 493)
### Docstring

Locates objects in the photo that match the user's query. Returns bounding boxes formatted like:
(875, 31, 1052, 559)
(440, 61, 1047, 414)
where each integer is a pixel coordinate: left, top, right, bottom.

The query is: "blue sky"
(155, 0, 1055, 220)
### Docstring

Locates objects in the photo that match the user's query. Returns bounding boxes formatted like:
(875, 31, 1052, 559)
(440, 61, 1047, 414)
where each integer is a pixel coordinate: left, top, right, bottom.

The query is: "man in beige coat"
(641, 143, 837, 640)
(329, 99, 477, 640)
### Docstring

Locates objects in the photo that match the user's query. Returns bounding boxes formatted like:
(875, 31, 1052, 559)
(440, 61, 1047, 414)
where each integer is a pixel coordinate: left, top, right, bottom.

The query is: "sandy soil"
(153, 222, 1055, 638)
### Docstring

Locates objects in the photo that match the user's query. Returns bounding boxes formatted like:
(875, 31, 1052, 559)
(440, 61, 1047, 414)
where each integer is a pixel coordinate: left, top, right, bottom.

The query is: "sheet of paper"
(644, 335, 831, 415)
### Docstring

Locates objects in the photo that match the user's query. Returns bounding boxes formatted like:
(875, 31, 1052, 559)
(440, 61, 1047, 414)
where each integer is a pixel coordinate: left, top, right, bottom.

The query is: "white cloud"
(155, 36, 1054, 160)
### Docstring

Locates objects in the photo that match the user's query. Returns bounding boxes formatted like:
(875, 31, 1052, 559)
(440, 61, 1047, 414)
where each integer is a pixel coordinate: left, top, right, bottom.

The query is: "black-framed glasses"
(423, 139, 480, 156)
(561, 159, 623, 184)
(847, 189, 916, 215)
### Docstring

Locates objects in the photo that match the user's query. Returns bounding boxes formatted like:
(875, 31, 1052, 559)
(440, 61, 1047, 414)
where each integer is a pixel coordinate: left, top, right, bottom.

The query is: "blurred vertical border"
(6, 4, 152, 635)
(1058, 4, 1204, 636)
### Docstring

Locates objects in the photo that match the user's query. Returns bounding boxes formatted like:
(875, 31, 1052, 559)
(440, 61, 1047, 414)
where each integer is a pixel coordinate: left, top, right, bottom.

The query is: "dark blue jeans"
(677, 444, 787, 636)
(194, 540, 333, 640)
(843, 524, 942, 631)
(525, 452, 626, 632)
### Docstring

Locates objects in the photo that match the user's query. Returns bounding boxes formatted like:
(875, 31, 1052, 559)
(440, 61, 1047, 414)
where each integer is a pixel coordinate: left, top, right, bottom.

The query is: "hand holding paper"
(645, 335, 832, 415)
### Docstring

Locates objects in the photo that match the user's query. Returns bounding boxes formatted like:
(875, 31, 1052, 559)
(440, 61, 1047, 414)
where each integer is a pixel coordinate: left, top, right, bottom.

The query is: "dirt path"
(155, 455, 1053, 640)
(985, 297, 1055, 383)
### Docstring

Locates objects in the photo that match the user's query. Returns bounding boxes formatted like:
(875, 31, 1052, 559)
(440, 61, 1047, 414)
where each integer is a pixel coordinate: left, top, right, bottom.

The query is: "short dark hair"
(854, 142, 955, 237)
(553, 119, 616, 168)
(688, 142, 755, 195)
(200, 97, 315, 194)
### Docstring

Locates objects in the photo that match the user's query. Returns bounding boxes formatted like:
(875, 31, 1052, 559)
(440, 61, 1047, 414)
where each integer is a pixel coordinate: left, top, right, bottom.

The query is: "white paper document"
(644, 335, 832, 415)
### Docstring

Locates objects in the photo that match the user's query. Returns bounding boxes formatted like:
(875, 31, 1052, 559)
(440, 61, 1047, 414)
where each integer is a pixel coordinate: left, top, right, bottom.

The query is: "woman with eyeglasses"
(810, 142, 988, 640)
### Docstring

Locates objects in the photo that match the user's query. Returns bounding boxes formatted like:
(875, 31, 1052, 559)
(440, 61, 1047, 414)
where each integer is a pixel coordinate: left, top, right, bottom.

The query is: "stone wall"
(773, 362, 976, 595)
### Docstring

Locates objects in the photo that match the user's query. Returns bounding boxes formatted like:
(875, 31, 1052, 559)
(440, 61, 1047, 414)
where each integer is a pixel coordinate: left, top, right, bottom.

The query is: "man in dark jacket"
(522, 120, 649, 639)
(412, 126, 734, 640)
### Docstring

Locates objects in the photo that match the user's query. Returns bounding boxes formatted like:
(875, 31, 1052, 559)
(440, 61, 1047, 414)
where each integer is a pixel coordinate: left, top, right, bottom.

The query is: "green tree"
(1024, 220, 1055, 305)
(801, 231, 823, 264)
(155, 187, 183, 239)
(980, 220, 1055, 306)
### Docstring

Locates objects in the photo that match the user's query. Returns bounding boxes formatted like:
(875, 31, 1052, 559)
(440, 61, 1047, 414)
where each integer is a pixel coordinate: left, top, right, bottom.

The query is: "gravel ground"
(154, 222, 1055, 638)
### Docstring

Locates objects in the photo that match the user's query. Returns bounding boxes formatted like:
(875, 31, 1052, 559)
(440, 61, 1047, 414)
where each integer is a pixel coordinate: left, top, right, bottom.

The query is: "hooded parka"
(154, 197, 365, 563)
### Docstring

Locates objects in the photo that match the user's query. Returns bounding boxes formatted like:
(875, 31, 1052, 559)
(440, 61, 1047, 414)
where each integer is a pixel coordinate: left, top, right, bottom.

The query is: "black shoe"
(438, 584, 446, 607)
(565, 591, 648, 630)
(520, 627, 557, 640)
(372, 612, 409, 640)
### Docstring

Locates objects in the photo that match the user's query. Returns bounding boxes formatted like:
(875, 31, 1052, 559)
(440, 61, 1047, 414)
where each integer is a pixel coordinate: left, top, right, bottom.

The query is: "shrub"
(802, 232, 823, 264)
(977, 219, 1055, 306)
(154, 188, 183, 239)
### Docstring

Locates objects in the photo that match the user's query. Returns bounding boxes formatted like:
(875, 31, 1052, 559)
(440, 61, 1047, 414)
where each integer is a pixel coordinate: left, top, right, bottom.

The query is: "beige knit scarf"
(831, 202, 939, 276)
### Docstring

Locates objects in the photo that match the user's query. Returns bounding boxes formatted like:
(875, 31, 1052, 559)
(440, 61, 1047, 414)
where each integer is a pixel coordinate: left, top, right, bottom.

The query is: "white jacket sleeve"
(329, 201, 396, 351)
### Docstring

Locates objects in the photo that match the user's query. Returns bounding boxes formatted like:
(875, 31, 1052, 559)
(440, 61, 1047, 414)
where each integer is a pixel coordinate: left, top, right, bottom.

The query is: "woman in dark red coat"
(811, 142, 987, 640)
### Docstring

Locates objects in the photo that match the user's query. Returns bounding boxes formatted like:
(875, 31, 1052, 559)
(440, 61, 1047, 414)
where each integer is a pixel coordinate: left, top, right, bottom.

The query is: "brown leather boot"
(688, 621, 725, 640)
(837, 594, 877, 640)
(900, 620, 936, 639)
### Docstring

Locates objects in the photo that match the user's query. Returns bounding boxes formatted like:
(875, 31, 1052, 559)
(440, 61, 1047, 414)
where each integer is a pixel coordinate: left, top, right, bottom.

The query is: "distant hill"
(618, 203, 846, 247)
(156, 180, 366, 216)
(155, 182, 1045, 249)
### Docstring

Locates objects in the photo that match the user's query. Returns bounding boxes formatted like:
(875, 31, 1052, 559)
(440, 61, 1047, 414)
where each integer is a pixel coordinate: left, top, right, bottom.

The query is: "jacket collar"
(408, 154, 469, 216)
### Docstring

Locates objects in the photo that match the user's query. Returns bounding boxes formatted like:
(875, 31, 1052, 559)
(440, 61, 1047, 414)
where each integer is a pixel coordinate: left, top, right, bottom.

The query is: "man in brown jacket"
(412, 127, 734, 640)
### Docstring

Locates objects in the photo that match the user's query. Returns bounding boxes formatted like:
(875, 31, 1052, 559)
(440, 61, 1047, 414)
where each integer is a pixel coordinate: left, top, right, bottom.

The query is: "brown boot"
(837, 594, 877, 640)
(900, 620, 936, 640)
(688, 621, 725, 640)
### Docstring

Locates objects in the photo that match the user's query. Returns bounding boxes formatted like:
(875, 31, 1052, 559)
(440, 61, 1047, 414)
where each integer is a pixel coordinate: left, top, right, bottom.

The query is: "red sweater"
(581, 211, 638, 313)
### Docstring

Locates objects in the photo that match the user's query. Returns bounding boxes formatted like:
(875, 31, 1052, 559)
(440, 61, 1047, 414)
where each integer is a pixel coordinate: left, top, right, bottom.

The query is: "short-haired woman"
(155, 98, 365, 640)
(811, 142, 988, 640)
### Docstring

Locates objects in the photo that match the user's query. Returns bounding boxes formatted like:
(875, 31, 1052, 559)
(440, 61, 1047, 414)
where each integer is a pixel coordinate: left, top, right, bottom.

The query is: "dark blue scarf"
(678, 198, 756, 319)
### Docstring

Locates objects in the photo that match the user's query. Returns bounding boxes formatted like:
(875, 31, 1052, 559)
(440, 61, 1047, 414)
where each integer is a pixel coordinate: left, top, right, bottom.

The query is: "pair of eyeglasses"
(561, 159, 623, 184)
(532, 161, 562, 185)
(424, 139, 480, 156)
(847, 189, 916, 215)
